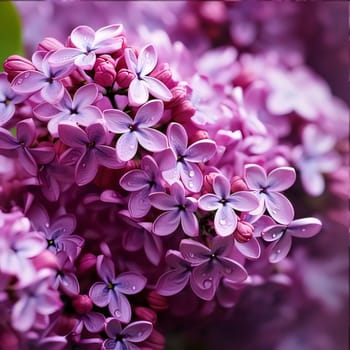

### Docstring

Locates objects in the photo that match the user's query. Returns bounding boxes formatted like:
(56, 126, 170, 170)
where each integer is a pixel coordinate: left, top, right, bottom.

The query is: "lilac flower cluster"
(0, 20, 339, 350)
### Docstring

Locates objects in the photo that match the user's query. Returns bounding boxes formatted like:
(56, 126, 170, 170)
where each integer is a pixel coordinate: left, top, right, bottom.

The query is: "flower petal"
(116, 132, 138, 161)
(83, 311, 105, 333)
(214, 205, 237, 236)
(180, 211, 199, 237)
(103, 109, 131, 134)
(287, 217, 322, 238)
(49, 48, 82, 67)
(185, 139, 216, 163)
(228, 191, 259, 212)
(120, 169, 148, 191)
(156, 270, 190, 296)
(58, 122, 89, 147)
(128, 78, 149, 106)
(109, 292, 132, 323)
(143, 76, 172, 101)
(261, 224, 286, 242)
(244, 164, 267, 190)
(136, 128, 168, 152)
(115, 272, 146, 295)
(144, 234, 163, 266)
(179, 162, 202, 193)
(191, 264, 218, 301)
(128, 189, 151, 218)
(149, 192, 175, 211)
(235, 237, 261, 259)
(213, 174, 231, 199)
(89, 282, 111, 307)
(153, 211, 180, 236)
(75, 150, 98, 186)
(134, 99, 163, 127)
(41, 80, 64, 104)
(180, 239, 210, 264)
(266, 192, 294, 224)
(167, 122, 188, 155)
(122, 321, 153, 342)
(198, 193, 220, 211)
(138, 44, 157, 75)
(218, 257, 248, 282)
(12, 70, 46, 94)
(70, 25, 95, 50)
(105, 318, 122, 338)
(73, 83, 99, 109)
(268, 234, 292, 263)
(267, 167, 296, 192)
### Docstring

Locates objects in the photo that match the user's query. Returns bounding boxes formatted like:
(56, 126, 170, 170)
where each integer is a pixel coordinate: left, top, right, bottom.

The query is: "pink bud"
(31, 249, 58, 270)
(203, 172, 219, 193)
(116, 68, 135, 88)
(54, 315, 78, 336)
(165, 85, 186, 108)
(134, 306, 158, 325)
(0, 328, 19, 350)
(172, 100, 195, 123)
(37, 37, 64, 52)
(72, 295, 93, 315)
(151, 63, 173, 86)
(188, 129, 209, 144)
(146, 291, 168, 311)
(230, 176, 248, 192)
(77, 253, 96, 274)
(94, 55, 116, 87)
(3, 55, 36, 81)
(234, 221, 254, 243)
(142, 329, 166, 350)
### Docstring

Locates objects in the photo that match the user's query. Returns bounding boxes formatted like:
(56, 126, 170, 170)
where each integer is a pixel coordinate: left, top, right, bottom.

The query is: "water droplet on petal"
(272, 233, 276, 238)
(219, 218, 226, 225)
(189, 170, 195, 178)
(131, 285, 136, 291)
(189, 253, 194, 258)
(82, 163, 86, 168)
(45, 223, 49, 228)
(114, 309, 121, 317)
(137, 331, 143, 337)
(276, 249, 281, 254)
(203, 279, 213, 289)
(272, 210, 277, 214)
(302, 228, 306, 232)
(24, 72, 31, 79)
(16, 78, 23, 85)
(188, 181, 194, 188)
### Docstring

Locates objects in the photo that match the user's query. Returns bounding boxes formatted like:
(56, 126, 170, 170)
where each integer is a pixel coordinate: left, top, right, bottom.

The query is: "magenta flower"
(28, 204, 83, 260)
(89, 255, 147, 323)
(119, 155, 163, 218)
(0, 73, 26, 126)
(33, 83, 102, 136)
(49, 24, 124, 70)
(11, 269, 62, 332)
(262, 217, 322, 263)
(198, 174, 259, 236)
(180, 237, 248, 300)
(11, 51, 72, 104)
(244, 164, 296, 224)
(59, 122, 122, 186)
(149, 181, 198, 237)
(103, 318, 153, 350)
(0, 118, 53, 176)
(124, 44, 172, 106)
(156, 250, 192, 296)
(160, 122, 217, 192)
(103, 99, 168, 161)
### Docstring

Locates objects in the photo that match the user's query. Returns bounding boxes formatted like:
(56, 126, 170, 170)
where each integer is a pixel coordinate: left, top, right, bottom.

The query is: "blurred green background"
(0, 2, 24, 67)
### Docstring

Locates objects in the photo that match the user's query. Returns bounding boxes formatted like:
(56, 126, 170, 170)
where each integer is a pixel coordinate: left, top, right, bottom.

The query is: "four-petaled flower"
(244, 164, 296, 224)
(124, 44, 172, 106)
(49, 24, 124, 70)
(89, 255, 147, 323)
(34, 83, 102, 136)
(103, 318, 153, 350)
(160, 122, 217, 192)
(149, 181, 198, 237)
(262, 217, 322, 263)
(59, 121, 122, 186)
(12, 51, 72, 104)
(198, 174, 259, 236)
(180, 237, 248, 300)
(119, 155, 163, 218)
(104, 99, 168, 161)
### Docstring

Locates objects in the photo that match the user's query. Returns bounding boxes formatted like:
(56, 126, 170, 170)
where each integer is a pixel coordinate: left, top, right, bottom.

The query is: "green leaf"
(0, 2, 24, 69)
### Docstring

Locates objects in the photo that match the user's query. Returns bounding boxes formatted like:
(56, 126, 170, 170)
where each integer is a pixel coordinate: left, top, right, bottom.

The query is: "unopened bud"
(94, 55, 116, 87)
(203, 172, 219, 193)
(134, 306, 157, 325)
(31, 249, 58, 270)
(142, 329, 166, 350)
(37, 37, 65, 52)
(77, 253, 97, 274)
(188, 129, 209, 144)
(230, 176, 248, 192)
(116, 68, 135, 88)
(151, 63, 173, 86)
(3, 55, 36, 81)
(146, 291, 168, 311)
(234, 221, 254, 243)
(72, 295, 93, 315)
(0, 329, 19, 350)
(172, 100, 195, 123)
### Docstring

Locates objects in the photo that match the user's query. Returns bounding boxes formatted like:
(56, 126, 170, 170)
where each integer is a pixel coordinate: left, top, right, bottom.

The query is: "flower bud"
(37, 37, 64, 52)
(116, 68, 135, 88)
(54, 315, 78, 336)
(230, 176, 248, 192)
(77, 253, 97, 274)
(31, 249, 58, 270)
(3, 55, 36, 81)
(94, 55, 116, 87)
(142, 329, 166, 350)
(234, 221, 254, 243)
(188, 129, 209, 144)
(72, 294, 93, 315)
(203, 172, 219, 193)
(172, 100, 195, 123)
(134, 306, 158, 325)
(0, 329, 19, 350)
(146, 291, 168, 311)
(151, 63, 173, 86)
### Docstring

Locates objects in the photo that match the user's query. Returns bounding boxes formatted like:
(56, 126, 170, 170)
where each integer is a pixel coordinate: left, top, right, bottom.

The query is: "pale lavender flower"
(11, 51, 72, 104)
(49, 24, 124, 70)
(0, 73, 26, 126)
(244, 164, 296, 224)
(149, 181, 198, 237)
(28, 204, 83, 259)
(103, 318, 153, 350)
(11, 268, 62, 332)
(59, 121, 122, 186)
(89, 255, 146, 323)
(159, 122, 217, 192)
(198, 174, 259, 236)
(124, 44, 172, 106)
(103, 99, 168, 161)
(262, 217, 322, 263)
(0, 118, 53, 176)
(33, 83, 102, 136)
(156, 250, 192, 296)
(292, 124, 340, 196)
(180, 237, 248, 300)
(119, 155, 163, 218)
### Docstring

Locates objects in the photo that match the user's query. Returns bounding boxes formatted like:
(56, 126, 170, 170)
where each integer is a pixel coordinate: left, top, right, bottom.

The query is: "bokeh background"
(1, 1, 348, 349)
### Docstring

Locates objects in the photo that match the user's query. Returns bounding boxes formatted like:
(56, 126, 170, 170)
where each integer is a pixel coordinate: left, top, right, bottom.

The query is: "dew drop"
(24, 72, 30, 79)
(137, 331, 143, 337)
(131, 285, 136, 291)
(189, 170, 195, 178)
(16, 78, 23, 85)
(203, 279, 213, 289)
(272, 233, 276, 238)
(219, 218, 226, 225)
(276, 249, 281, 254)
(189, 253, 194, 258)
(114, 309, 121, 317)
(82, 163, 86, 168)
(45, 223, 49, 228)
(188, 181, 194, 188)
(272, 210, 277, 214)
(302, 228, 306, 232)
